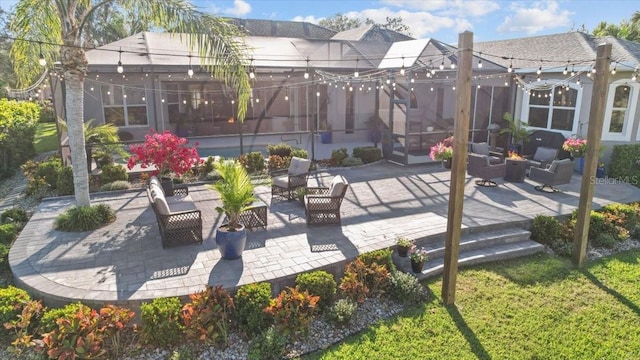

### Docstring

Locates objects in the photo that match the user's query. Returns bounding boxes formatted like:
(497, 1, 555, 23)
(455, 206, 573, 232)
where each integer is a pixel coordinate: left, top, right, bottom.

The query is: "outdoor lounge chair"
(305, 175, 349, 225)
(271, 156, 312, 200)
(529, 158, 574, 192)
(469, 142, 503, 165)
(467, 153, 506, 187)
(526, 146, 558, 170)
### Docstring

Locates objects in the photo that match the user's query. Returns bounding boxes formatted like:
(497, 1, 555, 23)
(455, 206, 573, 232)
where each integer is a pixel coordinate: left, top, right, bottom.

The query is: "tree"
(0, 8, 15, 95)
(365, 16, 412, 36)
(318, 13, 362, 32)
(591, 11, 640, 41)
(10, 0, 251, 207)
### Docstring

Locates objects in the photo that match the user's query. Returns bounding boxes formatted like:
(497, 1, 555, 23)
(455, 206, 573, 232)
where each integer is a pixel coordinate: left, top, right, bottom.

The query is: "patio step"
(393, 227, 544, 280)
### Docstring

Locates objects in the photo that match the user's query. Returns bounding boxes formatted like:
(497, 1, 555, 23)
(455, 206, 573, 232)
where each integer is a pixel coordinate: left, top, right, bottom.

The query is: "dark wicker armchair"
(526, 146, 558, 170)
(271, 157, 312, 200)
(304, 175, 349, 226)
(467, 153, 506, 187)
(529, 158, 574, 192)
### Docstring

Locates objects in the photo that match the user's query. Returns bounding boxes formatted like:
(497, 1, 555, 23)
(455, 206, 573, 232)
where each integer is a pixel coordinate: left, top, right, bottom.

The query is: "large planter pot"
(397, 245, 410, 257)
(596, 166, 606, 178)
(442, 158, 452, 169)
(160, 177, 174, 196)
(411, 259, 424, 273)
(320, 131, 332, 144)
(215, 224, 247, 260)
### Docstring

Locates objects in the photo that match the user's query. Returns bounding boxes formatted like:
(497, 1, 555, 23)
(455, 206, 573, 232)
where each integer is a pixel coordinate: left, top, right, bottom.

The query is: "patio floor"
(9, 161, 640, 309)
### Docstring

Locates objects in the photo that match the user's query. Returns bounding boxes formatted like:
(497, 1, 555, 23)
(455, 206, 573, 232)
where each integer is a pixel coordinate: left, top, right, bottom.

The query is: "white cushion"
(472, 143, 490, 156)
(273, 175, 290, 188)
(153, 193, 171, 215)
(288, 157, 311, 176)
(328, 176, 346, 197)
(149, 176, 165, 196)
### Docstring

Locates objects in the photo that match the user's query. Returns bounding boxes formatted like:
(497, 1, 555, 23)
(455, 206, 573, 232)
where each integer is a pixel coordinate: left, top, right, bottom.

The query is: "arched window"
(602, 80, 639, 141)
(521, 81, 582, 137)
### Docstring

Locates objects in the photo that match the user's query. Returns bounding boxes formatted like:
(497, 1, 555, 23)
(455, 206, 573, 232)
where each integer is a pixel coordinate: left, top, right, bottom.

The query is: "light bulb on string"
(439, 55, 445, 70)
(304, 57, 310, 79)
(249, 57, 255, 79)
(116, 47, 124, 74)
(38, 42, 46, 67)
(477, 53, 482, 68)
(450, 61, 456, 70)
(354, 57, 359, 78)
(507, 57, 513, 73)
(187, 54, 194, 78)
(400, 56, 405, 76)
(611, 61, 617, 75)
(576, 77, 581, 86)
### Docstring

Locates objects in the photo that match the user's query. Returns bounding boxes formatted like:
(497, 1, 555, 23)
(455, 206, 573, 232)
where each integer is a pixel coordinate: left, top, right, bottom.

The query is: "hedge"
(0, 99, 40, 177)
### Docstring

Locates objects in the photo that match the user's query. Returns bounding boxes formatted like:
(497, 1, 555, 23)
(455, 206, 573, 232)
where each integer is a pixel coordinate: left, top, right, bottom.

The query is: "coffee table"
(238, 199, 268, 230)
(504, 158, 527, 182)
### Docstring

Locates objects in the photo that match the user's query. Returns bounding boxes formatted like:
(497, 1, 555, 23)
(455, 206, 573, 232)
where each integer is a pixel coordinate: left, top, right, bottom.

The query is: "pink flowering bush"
(127, 130, 201, 177)
(429, 136, 454, 161)
(563, 137, 587, 157)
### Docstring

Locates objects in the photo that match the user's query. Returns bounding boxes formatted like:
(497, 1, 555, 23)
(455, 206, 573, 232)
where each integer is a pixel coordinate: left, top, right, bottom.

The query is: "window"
(522, 82, 581, 136)
(102, 85, 148, 127)
(603, 81, 639, 141)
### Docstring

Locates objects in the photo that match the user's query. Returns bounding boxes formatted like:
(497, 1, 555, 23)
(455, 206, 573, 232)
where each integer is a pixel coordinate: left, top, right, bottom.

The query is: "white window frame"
(521, 80, 582, 138)
(101, 84, 148, 127)
(600, 80, 640, 141)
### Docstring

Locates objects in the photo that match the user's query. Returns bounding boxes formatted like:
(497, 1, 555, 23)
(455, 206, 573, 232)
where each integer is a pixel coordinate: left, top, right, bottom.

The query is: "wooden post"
(573, 43, 611, 267)
(442, 31, 473, 304)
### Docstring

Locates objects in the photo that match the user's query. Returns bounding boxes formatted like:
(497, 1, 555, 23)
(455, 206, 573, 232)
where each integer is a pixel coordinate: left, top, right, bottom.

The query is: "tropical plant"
(127, 130, 201, 177)
(10, 0, 251, 207)
(500, 112, 530, 148)
(210, 159, 255, 231)
(58, 118, 128, 165)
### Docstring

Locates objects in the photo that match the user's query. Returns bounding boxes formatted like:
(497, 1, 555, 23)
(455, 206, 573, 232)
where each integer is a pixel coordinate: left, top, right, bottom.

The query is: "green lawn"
(306, 251, 640, 359)
(34, 122, 58, 153)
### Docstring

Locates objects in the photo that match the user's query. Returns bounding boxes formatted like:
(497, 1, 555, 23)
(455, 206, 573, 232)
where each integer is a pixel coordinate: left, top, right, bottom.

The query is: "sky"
(0, 0, 637, 44)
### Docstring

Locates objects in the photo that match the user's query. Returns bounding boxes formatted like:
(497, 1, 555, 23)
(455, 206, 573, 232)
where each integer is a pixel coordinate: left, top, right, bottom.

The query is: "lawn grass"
(34, 122, 58, 153)
(306, 251, 640, 359)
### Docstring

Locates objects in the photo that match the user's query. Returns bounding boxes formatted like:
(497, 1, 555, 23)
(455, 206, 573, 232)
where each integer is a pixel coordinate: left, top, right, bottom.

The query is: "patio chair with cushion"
(526, 146, 558, 170)
(467, 153, 506, 187)
(271, 156, 312, 200)
(469, 142, 503, 165)
(305, 175, 349, 225)
(529, 158, 574, 192)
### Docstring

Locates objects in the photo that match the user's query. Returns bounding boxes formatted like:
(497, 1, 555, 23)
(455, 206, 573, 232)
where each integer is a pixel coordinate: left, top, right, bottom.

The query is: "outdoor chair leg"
(535, 184, 560, 193)
(476, 179, 497, 187)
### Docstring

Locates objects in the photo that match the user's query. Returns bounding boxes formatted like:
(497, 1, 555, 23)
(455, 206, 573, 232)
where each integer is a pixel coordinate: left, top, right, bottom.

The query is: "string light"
(304, 57, 310, 79)
(563, 62, 568, 75)
(354, 57, 359, 78)
(187, 54, 194, 78)
(116, 47, 123, 74)
(439, 55, 445, 70)
(507, 57, 513, 73)
(477, 53, 482, 68)
(400, 56, 405, 76)
(38, 42, 46, 67)
(249, 57, 255, 79)
(611, 61, 617, 75)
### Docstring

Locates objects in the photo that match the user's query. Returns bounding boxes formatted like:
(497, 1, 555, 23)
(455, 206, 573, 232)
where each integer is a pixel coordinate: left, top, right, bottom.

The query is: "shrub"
(593, 233, 617, 248)
(0, 244, 9, 271)
(1, 208, 29, 224)
(201, 156, 216, 175)
(600, 203, 640, 232)
(358, 248, 395, 273)
(339, 259, 369, 304)
(530, 215, 560, 246)
(140, 297, 184, 347)
(54, 204, 115, 232)
(247, 325, 287, 360)
(290, 148, 308, 159)
(22, 157, 61, 195)
(40, 303, 107, 359)
(234, 282, 273, 336)
(56, 166, 75, 196)
(353, 146, 382, 164)
(264, 287, 319, 339)
(181, 285, 234, 346)
(608, 144, 640, 183)
(36, 157, 62, 189)
(328, 298, 357, 326)
(341, 157, 364, 167)
(554, 219, 576, 257)
(40, 302, 85, 335)
(267, 155, 287, 171)
(100, 163, 129, 184)
(4, 299, 45, 356)
(100, 180, 131, 192)
(331, 148, 348, 165)
(0, 286, 32, 331)
(239, 151, 266, 173)
(295, 271, 337, 310)
(0, 223, 18, 244)
(0, 99, 39, 176)
(389, 271, 425, 305)
(98, 305, 136, 359)
(267, 143, 293, 157)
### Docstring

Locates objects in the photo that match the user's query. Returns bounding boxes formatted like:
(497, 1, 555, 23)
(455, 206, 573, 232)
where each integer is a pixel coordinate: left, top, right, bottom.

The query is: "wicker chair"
(526, 146, 558, 170)
(271, 157, 312, 200)
(467, 153, 506, 187)
(469, 142, 503, 165)
(529, 158, 574, 192)
(304, 175, 349, 226)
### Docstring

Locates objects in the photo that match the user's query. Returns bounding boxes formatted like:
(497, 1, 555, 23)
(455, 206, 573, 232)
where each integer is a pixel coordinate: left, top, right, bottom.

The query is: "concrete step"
(393, 228, 544, 280)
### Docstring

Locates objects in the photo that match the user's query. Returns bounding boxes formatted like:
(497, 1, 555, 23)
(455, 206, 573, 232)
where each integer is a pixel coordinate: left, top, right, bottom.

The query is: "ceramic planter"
(215, 224, 247, 260)
(411, 259, 424, 273)
(397, 245, 410, 257)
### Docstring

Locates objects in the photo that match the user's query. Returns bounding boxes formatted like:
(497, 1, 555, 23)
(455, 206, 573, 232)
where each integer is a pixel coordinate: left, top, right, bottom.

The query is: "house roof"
(226, 18, 336, 40)
(474, 31, 640, 72)
(332, 24, 414, 42)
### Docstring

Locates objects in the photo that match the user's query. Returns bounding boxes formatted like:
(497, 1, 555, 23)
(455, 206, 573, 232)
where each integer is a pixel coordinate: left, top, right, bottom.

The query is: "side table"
(237, 200, 268, 230)
(504, 159, 527, 182)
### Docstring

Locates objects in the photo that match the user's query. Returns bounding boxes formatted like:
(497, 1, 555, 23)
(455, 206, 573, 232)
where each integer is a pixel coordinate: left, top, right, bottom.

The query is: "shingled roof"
(474, 31, 640, 72)
(332, 24, 414, 42)
(227, 18, 336, 39)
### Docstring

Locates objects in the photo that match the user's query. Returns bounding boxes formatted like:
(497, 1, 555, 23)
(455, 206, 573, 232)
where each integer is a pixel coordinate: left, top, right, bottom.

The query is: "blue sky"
(0, 0, 637, 44)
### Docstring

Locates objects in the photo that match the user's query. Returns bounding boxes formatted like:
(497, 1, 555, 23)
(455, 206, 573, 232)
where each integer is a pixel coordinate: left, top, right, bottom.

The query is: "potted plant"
(408, 246, 429, 273)
(319, 120, 332, 144)
(499, 112, 530, 154)
(396, 237, 413, 257)
(429, 136, 454, 169)
(210, 159, 255, 259)
(59, 119, 128, 169)
(127, 130, 201, 194)
(563, 136, 588, 173)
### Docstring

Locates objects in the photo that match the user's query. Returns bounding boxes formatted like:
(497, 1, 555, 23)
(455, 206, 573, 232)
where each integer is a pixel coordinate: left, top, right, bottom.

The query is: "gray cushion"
(472, 143, 490, 156)
(329, 175, 346, 197)
(548, 158, 570, 173)
(533, 147, 557, 162)
(153, 192, 171, 215)
(288, 157, 311, 176)
(273, 175, 290, 188)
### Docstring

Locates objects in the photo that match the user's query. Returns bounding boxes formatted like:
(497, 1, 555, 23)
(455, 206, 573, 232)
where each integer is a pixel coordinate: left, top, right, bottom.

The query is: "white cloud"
(497, 1, 572, 34)
(340, 8, 455, 39)
(224, 0, 251, 17)
(380, 0, 500, 17)
(292, 15, 322, 24)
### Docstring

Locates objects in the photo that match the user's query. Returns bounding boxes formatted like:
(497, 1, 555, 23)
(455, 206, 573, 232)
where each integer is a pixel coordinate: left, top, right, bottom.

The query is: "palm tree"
(10, 0, 251, 206)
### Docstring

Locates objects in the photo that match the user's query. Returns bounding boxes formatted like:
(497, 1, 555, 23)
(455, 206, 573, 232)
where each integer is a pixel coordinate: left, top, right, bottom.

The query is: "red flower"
(127, 130, 201, 177)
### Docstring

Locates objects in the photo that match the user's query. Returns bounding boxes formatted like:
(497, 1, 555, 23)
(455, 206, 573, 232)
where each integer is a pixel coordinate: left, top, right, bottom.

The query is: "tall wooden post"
(442, 31, 473, 304)
(573, 43, 611, 267)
